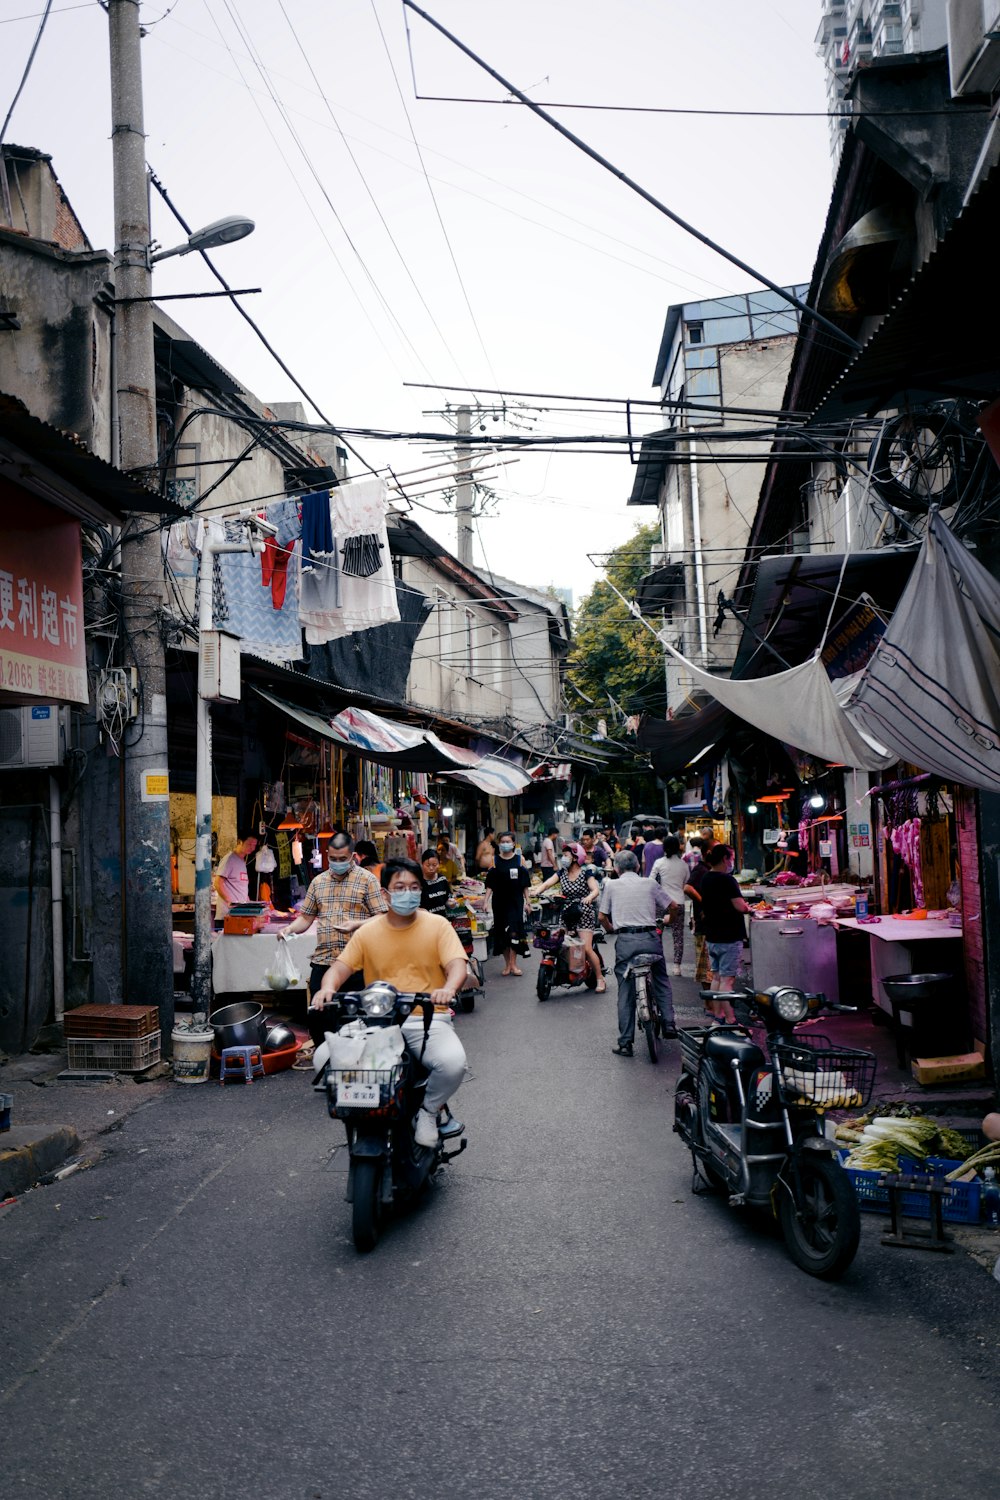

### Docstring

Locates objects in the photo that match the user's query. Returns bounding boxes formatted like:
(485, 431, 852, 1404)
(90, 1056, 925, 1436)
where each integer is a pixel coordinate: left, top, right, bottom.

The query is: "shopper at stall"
(420, 848, 453, 915)
(534, 843, 606, 992)
(599, 849, 674, 1057)
(650, 834, 688, 976)
(485, 834, 532, 976)
(539, 827, 560, 872)
(684, 849, 711, 986)
(435, 835, 464, 884)
(312, 858, 468, 1148)
(278, 832, 388, 1000)
(213, 833, 258, 920)
(700, 843, 750, 1024)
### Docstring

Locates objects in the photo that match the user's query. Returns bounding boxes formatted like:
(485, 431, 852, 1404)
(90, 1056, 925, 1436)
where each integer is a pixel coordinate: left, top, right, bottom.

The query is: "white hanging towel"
(302, 477, 400, 643)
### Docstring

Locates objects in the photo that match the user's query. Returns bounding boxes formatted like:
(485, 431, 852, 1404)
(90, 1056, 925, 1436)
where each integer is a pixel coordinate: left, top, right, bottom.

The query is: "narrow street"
(2, 963, 998, 1500)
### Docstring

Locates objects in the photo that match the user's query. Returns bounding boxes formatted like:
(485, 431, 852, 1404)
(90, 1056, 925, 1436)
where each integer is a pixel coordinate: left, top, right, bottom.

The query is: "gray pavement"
(2, 958, 999, 1499)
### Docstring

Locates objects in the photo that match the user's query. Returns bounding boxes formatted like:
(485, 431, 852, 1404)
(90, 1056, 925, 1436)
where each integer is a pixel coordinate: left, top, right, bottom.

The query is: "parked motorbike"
(531, 895, 603, 1002)
(445, 898, 485, 1011)
(312, 985, 467, 1252)
(674, 983, 877, 1279)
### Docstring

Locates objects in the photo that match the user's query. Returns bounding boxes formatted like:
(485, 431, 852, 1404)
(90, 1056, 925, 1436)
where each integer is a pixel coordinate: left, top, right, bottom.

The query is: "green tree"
(568, 522, 664, 719)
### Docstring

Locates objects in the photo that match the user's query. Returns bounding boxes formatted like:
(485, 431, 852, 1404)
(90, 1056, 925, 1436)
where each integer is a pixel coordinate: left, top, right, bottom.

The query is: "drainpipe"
(48, 775, 65, 1026)
(690, 438, 709, 662)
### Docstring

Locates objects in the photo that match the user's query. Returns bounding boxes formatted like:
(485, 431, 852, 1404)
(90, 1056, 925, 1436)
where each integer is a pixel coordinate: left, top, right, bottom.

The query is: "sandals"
(595, 982, 607, 994)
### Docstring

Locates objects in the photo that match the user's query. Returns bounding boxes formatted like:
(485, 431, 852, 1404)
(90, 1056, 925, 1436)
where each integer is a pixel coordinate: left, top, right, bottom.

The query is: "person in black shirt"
(420, 848, 453, 916)
(699, 843, 750, 1023)
(485, 834, 531, 976)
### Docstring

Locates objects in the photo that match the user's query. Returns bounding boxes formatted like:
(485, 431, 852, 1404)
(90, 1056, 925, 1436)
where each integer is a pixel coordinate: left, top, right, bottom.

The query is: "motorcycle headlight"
(360, 983, 398, 1018)
(771, 986, 809, 1024)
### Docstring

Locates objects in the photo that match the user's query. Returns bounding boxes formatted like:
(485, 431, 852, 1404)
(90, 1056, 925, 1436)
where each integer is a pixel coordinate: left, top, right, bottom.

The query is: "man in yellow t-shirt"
(313, 856, 469, 1148)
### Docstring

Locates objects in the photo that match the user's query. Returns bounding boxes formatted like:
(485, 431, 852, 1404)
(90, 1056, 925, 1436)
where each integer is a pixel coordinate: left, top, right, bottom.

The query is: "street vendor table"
(834, 917, 963, 1020)
(211, 927, 317, 996)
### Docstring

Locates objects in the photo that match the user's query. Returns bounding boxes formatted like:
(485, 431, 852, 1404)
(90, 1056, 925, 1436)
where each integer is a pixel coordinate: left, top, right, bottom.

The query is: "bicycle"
(624, 948, 668, 1063)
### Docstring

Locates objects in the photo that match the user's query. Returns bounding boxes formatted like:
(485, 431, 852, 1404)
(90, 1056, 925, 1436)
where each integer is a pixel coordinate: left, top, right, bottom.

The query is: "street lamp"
(150, 215, 255, 264)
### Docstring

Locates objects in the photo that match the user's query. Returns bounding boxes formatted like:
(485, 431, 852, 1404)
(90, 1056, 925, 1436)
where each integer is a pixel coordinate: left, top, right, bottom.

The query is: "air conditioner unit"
(0, 704, 70, 769)
(198, 629, 242, 703)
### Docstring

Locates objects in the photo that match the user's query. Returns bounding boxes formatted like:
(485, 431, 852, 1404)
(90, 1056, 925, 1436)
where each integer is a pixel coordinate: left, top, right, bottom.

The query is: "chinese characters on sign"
(0, 489, 88, 703)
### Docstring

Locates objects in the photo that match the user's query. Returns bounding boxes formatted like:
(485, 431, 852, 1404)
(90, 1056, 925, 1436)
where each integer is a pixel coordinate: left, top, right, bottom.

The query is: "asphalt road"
(2, 959, 999, 1499)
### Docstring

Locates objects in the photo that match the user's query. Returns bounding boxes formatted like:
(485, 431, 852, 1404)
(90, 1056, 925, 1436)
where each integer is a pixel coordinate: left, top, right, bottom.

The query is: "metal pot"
(209, 1001, 265, 1051)
(262, 1022, 298, 1053)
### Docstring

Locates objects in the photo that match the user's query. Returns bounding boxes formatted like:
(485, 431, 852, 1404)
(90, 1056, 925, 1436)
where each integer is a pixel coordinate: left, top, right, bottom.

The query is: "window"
(488, 626, 503, 690)
(687, 321, 704, 345)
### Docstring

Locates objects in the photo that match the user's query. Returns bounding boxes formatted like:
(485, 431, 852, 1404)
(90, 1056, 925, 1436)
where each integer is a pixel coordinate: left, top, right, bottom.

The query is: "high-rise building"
(815, 0, 949, 161)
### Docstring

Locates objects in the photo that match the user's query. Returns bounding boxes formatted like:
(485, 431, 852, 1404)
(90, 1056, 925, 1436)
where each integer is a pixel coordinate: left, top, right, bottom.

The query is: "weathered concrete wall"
(402, 556, 511, 723)
(0, 235, 113, 458)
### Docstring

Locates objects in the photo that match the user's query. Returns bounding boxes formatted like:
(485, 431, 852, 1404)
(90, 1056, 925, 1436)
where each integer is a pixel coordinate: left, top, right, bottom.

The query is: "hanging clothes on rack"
(301, 477, 399, 643)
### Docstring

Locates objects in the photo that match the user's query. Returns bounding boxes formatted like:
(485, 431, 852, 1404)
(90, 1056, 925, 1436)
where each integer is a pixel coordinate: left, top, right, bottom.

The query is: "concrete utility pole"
(455, 404, 474, 567)
(109, 0, 174, 1034)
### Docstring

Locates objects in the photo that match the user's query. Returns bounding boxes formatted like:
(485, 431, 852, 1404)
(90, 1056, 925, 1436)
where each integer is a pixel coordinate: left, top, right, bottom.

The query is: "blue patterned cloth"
(215, 527, 303, 663)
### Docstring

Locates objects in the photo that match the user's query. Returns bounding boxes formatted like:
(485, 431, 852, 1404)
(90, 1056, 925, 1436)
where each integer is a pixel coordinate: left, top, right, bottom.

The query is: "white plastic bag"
(265, 940, 300, 991)
(325, 1022, 368, 1069)
(255, 844, 277, 873)
(359, 1025, 405, 1071)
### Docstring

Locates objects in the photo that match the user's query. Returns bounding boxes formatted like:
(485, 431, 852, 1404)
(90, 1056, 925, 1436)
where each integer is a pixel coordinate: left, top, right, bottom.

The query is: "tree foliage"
(568, 522, 664, 721)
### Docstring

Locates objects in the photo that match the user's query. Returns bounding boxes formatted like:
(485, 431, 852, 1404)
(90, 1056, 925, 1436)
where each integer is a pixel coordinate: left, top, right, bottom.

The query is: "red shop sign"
(0, 487, 88, 703)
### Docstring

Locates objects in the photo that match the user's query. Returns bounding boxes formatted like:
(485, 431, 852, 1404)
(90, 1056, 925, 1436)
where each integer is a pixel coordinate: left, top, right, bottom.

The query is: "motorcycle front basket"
(773, 1040, 877, 1110)
(326, 1063, 406, 1120)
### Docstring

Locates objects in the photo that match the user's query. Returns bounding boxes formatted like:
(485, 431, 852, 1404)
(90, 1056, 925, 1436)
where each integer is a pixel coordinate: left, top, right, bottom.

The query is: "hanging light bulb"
(809, 792, 826, 810)
(746, 802, 759, 815)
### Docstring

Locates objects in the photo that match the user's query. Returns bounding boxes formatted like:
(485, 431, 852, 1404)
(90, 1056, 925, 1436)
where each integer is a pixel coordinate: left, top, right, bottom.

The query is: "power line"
(276, 0, 468, 383)
(213, 0, 434, 382)
(373, 0, 500, 389)
(0, 0, 53, 145)
(401, 1, 862, 356)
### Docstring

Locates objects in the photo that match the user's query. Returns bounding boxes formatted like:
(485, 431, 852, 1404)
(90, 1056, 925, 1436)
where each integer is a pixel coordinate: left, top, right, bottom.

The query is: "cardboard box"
(911, 1052, 986, 1085)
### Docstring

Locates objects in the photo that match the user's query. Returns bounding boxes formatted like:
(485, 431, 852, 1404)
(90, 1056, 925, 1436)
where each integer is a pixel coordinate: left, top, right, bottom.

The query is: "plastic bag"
(264, 940, 300, 991)
(359, 1025, 405, 1070)
(255, 844, 277, 873)
(325, 1023, 368, 1069)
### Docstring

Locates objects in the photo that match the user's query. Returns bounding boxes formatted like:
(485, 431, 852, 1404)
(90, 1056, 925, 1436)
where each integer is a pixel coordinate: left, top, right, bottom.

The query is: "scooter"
(312, 984, 467, 1252)
(445, 897, 485, 1012)
(531, 894, 603, 1001)
(674, 983, 877, 1279)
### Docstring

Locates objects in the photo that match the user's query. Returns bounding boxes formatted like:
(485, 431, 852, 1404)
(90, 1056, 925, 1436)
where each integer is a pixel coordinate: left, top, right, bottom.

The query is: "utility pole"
(455, 404, 474, 567)
(109, 0, 174, 1034)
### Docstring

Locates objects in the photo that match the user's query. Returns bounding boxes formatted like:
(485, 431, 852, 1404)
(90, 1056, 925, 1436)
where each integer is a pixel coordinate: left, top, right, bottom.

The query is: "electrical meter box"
(198, 629, 241, 703)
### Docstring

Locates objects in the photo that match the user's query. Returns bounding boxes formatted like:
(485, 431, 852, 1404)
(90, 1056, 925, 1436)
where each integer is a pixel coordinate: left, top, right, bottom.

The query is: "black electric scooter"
(674, 983, 876, 1279)
(311, 985, 467, 1252)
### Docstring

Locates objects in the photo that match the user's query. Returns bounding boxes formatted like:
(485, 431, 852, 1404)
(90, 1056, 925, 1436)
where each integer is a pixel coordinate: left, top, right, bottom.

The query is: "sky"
(1, 0, 837, 602)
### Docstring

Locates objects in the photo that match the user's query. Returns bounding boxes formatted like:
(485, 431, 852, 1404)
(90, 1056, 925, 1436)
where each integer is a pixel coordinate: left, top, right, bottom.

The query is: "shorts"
(707, 940, 743, 979)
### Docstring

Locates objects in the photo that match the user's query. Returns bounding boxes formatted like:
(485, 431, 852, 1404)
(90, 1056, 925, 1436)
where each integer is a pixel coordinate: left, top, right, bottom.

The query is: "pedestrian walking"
(278, 832, 388, 999)
(650, 834, 688, 975)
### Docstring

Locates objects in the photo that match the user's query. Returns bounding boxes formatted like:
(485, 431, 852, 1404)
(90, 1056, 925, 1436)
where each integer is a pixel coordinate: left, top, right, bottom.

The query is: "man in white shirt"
(599, 850, 675, 1057)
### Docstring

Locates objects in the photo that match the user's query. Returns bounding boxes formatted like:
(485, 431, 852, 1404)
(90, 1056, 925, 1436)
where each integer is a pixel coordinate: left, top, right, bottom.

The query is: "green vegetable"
(934, 1127, 974, 1160)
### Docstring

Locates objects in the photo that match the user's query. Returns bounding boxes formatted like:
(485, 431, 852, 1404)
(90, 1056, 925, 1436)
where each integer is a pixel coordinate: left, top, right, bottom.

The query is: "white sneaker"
(671, 965, 682, 977)
(414, 1107, 439, 1148)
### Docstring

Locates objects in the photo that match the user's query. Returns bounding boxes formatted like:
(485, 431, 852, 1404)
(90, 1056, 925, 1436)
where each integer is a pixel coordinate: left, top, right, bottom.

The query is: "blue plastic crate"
(838, 1151, 983, 1224)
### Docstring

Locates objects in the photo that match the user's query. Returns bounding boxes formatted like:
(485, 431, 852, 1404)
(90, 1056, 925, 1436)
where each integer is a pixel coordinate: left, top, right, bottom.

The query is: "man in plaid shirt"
(279, 832, 388, 998)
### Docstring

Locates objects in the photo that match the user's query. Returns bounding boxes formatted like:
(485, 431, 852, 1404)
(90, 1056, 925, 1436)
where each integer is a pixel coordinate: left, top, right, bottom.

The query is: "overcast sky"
(2, 0, 835, 599)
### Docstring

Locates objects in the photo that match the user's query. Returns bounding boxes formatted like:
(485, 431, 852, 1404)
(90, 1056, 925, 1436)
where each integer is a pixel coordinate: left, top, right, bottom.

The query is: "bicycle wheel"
(868, 411, 968, 513)
(536, 966, 553, 1002)
(638, 976, 658, 1063)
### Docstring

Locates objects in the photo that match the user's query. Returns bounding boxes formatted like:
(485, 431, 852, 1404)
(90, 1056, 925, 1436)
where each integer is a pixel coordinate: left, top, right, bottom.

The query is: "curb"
(0, 1126, 81, 1200)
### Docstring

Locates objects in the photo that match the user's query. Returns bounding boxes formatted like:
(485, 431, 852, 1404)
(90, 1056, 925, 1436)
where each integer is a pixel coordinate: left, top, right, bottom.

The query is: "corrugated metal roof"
(0, 391, 182, 520)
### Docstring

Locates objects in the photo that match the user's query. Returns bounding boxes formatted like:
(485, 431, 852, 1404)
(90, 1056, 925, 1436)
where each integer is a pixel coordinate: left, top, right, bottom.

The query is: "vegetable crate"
(839, 1151, 983, 1224)
(65, 1031, 161, 1074)
(64, 1004, 160, 1039)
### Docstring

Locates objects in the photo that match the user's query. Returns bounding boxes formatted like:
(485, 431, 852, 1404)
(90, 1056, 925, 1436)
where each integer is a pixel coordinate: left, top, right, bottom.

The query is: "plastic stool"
(219, 1045, 265, 1084)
